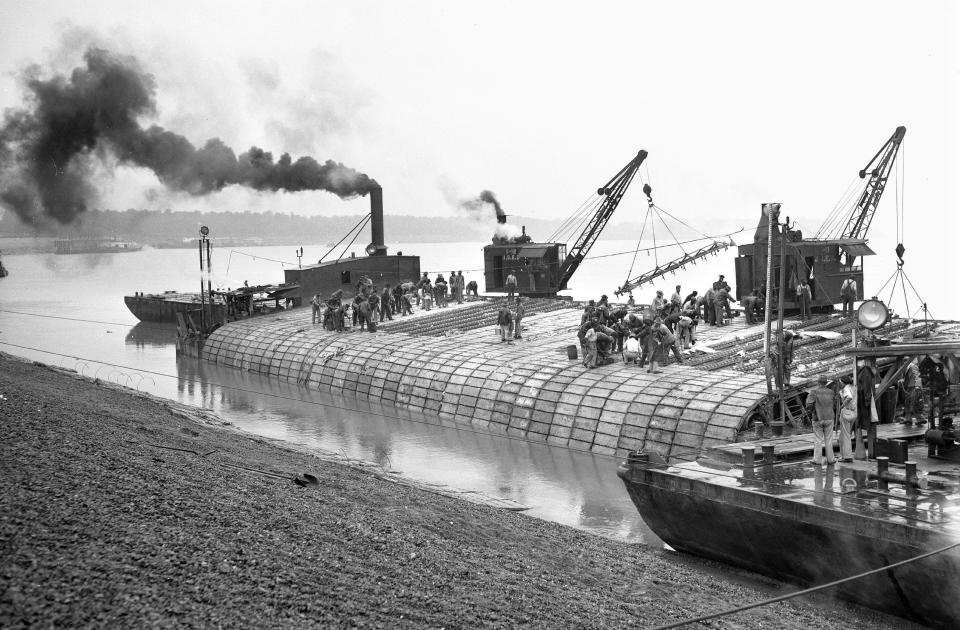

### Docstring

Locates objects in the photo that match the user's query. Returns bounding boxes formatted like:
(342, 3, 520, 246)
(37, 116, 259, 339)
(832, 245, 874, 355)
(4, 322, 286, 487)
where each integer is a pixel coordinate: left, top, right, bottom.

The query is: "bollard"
(905, 461, 918, 485)
(754, 421, 764, 439)
(876, 456, 889, 491)
(762, 444, 775, 464)
(742, 447, 756, 469)
(770, 421, 785, 437)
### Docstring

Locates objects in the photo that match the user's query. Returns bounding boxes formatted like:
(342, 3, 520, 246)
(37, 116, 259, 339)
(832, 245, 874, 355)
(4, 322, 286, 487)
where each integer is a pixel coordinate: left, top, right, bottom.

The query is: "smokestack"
(369, 186, 386, 256)
(522, 225, 526, 236)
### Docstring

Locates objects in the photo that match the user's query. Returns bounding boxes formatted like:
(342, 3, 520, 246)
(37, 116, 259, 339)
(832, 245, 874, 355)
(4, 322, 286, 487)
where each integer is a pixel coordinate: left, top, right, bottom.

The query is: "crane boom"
(557, 150, 648, 290)
(842, 126, 906, 242)
(614, 239, 734, 296)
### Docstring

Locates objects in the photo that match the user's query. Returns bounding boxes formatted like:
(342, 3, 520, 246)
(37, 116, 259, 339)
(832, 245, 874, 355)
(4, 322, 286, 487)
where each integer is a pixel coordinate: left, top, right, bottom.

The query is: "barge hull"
(618, 463, 960, 628)
(124, 295, 224, 324)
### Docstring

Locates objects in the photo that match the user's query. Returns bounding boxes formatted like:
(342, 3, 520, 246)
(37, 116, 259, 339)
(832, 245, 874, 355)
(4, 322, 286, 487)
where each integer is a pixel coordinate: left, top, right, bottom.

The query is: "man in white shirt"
(623, 334, 641, 364)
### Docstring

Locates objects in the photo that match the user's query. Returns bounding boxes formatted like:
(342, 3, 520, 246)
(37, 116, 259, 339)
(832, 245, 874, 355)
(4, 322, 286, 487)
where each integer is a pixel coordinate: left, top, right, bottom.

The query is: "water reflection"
(174, 357, 658, 544)
(125, 323, 178, 348)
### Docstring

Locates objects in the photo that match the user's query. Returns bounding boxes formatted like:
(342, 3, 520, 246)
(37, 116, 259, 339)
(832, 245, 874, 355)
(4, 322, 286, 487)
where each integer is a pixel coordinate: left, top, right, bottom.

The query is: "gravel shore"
(0, 353, 919, 629)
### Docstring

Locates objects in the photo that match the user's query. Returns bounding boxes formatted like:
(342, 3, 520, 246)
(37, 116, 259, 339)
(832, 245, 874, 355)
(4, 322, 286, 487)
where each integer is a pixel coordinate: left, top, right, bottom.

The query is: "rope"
(624, 207, 652, 287)
(652, 206, 688, 256)
(319, 213, 371, 264)
(335, 215, 371, 263)
(644, 539, 960, 630)
(226, 249, 297, 266)
(0, 309, 134, 328)
(650, 204, 711, 241)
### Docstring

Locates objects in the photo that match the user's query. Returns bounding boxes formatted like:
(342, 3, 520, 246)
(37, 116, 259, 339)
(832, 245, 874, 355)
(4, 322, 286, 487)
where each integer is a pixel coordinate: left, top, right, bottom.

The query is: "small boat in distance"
(54, 237, 143, 255)
(0, 250, 8, 277)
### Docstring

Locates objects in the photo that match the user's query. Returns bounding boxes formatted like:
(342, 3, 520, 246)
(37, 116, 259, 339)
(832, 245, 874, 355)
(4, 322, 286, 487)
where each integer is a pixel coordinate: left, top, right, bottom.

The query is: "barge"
(618, 335, 960, 628)
(125, 284, 299, 324)
(54, 237, 142, 254)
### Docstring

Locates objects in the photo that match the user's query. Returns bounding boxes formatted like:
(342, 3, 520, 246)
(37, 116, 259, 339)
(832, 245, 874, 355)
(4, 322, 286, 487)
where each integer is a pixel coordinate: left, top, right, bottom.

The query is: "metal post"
(198, 237, 206, 333)
(762, 203, 780, 408)
(206, 238, 213, 327)
(776, 219, 789, 426)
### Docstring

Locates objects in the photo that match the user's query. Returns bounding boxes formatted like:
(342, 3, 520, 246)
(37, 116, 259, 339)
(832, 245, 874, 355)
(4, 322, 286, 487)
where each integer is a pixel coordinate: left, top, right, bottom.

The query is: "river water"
(2, 239, 718, 544)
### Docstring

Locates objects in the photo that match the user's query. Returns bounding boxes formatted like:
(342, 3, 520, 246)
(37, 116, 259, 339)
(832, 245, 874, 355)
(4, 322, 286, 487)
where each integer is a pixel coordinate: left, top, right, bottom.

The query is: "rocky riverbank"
(0, 353, 918, 628)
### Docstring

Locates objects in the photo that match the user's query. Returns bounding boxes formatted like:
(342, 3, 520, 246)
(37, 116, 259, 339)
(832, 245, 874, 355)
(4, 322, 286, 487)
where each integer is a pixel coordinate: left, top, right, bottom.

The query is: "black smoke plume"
(0, 47, 378, 225)
(460, 189, 507, 224)
(457, 189, 532, 244)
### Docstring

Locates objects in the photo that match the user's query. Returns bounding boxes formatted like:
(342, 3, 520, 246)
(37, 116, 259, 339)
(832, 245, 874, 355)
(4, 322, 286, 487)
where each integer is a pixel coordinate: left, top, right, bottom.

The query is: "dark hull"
(618, 463, 960, 628)
(124, 295, 224, 324)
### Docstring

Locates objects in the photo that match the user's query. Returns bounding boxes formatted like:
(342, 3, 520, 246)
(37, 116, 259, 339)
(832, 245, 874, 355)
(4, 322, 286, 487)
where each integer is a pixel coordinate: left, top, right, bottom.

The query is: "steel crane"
(556, 150, 648, 290)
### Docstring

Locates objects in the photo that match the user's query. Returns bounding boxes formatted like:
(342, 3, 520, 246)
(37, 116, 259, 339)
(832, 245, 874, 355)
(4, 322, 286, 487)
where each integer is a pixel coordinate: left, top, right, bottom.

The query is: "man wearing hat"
(806, 377, 838, 466)
(712, 274, 731, 292)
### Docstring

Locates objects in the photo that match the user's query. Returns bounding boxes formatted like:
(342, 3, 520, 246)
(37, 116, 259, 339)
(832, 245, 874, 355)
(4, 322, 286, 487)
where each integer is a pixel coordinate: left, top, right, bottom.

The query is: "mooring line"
(644, 540, 960, 630)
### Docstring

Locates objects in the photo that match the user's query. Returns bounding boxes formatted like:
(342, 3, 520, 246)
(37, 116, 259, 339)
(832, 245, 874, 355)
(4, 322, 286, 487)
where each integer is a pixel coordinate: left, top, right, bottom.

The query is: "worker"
(920, 358, 949, 426)
(583, 327, 598, 368)
(681, 291, 699, 316)
(594, 326, 615, 367)
(644, 321, 663, 374)
(513, 297, 525, 339)
(651, 290, 668, 318)
(505, 271, 518, 298)
(677, 314, 697, 349)
(769, 329, 796, 389)
(497, 302, 513, 343)
(702, 287, 716, 326)
(627, 293, 635, 307)
(380, 285, 394, 322)
(714, 288, 730, 326)
(637, 320, 654, 369)
(654, 316, 683, 365)
(670, 285, 682, 313)
(578, 320, 594, 365)
(839, 375, 857, 462)
(466, 280, 478, 297)
(796, 279, 812, 321)
(900, 359, 923, 424)
(623, 333, 641, 365)
(840, 275, 857, 318)
(712, 274, 730, 293)
(351, 294, 363, 328)
(455, 271, 465, 303)
(416, 272, 430, 304)
(806, 377, 838, 466)
(400, 291, 414, 316)
(742, 290, 758, 325)
(311, 294, 322, 325)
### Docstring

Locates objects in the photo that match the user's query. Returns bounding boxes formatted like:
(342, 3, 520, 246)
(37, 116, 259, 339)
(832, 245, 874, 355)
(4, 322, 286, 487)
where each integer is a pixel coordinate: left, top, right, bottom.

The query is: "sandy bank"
(0, 354, 917, 628)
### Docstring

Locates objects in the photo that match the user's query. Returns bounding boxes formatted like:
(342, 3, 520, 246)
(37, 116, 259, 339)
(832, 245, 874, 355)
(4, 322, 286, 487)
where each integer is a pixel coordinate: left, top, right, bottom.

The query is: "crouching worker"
(677, 314, 697, 349)
(623, 334, 641, 365)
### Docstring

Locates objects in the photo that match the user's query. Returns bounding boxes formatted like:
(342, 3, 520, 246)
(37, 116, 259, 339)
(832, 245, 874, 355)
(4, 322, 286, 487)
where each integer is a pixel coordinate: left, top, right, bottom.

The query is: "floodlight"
(199, 225, 209, 236)
(365, 243, 378, 256)
(857, 298, 889, 331)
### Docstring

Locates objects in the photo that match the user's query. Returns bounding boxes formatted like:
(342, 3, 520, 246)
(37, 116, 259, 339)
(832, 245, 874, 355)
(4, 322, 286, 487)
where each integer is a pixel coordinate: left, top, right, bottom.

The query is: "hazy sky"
(1, 1, 957, 311)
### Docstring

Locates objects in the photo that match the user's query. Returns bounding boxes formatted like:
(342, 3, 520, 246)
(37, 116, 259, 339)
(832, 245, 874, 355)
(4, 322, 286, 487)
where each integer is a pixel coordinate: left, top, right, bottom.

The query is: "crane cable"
(815, 172, 862, 239)
(546, 191, 601, 243)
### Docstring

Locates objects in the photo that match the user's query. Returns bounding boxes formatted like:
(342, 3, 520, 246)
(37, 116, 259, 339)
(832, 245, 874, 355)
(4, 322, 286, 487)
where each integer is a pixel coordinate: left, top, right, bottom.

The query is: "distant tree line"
(0, 208, 571, 245)
(0, 207, 711, 245)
